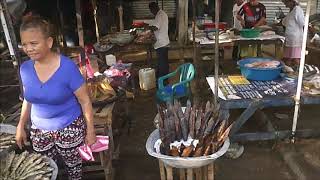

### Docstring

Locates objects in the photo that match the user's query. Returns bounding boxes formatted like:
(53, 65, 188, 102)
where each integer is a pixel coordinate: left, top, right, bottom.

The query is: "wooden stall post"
(75, 0, 84, 47)
(177, 0, 188, 62)
(91, 0, 100, 43)
(118, 5, 124, 33)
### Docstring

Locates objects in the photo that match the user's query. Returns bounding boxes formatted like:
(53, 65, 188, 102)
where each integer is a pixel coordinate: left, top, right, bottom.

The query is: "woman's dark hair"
(20, 15, 53, 38)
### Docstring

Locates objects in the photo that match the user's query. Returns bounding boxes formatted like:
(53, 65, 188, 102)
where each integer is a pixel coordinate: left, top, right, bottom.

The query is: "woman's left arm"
(75, 83, 96, 145)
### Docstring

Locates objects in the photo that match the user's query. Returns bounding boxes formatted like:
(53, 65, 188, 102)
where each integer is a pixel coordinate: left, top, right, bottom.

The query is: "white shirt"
(232, 2, 245, 30)
(282, 6, 305, 47)
(149, 10, 170, 49)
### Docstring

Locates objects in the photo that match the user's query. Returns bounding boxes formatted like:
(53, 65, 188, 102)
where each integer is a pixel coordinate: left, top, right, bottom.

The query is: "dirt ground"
(1, 45, 320, 180)
(83, 46, 320, 180)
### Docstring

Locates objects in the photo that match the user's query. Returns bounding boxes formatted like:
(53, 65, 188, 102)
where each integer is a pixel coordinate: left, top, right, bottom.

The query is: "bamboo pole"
(291, 0, 312, 142)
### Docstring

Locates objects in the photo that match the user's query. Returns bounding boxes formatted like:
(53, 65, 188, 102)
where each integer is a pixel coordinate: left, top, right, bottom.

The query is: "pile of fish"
(134, 30, 156, 44)
(87, 76, 116, 102)
(0, 132, 16, 152)
(156, 100, 232, 157)
(0, 151, 54, 180)
(245, 60, 280, 68)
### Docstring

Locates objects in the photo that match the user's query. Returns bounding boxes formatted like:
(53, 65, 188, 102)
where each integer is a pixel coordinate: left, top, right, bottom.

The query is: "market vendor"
(146, 2, 170, 79)
(15, 16, 96, 179)
(236, 0, 267, 58)
(281, 0, 305, 67)
(237, 0, 267, 29)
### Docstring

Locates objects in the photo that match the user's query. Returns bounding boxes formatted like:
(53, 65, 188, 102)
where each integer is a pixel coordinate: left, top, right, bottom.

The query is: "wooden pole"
(177, 0, 188, 45)
(75, 0, 84, 47)
(213, 0, 220, 106)
(91, 0, 100, 43)
(118, 5, 124, 32)
(57, 0, 66, 47)
(291, 0, 312, 142)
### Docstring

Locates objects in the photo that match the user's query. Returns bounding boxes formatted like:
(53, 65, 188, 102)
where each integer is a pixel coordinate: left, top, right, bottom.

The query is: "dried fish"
(156, 100, 231, 158)
(189, 107, 196, 138)
(179, 144, 186, 156)
(176, 101, 188, 141)
(18, 154, 43, 176)
(3, 151, 15, 177)
(10, 151, 29, 177)
(184, 100, 192, 126)
(195, 108, 203, 137)
(204, 117, 215, 135)
(193, 146, 204, 157)
(197, 101, 213, 138)
(20, 170, 47, 180)
(169, 146, 180, 157)
(181, 144, 194, 157)
(157, 105, 166, 141)
(172, 100, 182, 140)
(203, 144, 212, 156)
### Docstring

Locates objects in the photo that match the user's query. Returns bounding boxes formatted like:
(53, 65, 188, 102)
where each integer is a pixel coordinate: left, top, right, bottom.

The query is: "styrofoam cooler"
(139, 68, 156, 90)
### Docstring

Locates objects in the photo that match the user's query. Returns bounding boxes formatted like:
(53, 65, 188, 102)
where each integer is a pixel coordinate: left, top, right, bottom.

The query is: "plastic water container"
(139, 68, 156, 90)
(105, 54, 116, 66)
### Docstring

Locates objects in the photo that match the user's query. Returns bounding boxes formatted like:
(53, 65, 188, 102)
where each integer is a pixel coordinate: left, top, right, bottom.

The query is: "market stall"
(206, 68, 320, 142)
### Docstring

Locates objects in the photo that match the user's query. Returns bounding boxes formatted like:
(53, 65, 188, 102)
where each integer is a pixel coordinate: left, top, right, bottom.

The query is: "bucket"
(146, 129, 230, 168)
(139, 68, 156, 90)
(105, 54, 116, 66)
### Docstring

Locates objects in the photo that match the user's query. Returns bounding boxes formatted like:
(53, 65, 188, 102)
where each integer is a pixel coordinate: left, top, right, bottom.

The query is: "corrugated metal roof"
(131, 0, 176, 19)
(260, 0, 308, 23)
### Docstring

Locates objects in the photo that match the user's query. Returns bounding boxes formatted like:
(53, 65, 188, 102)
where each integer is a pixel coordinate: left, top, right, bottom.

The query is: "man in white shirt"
(147, 2, 170, 79)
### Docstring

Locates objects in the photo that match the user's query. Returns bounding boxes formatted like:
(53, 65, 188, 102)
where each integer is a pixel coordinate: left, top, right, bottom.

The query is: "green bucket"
(240, 29, 261, 38)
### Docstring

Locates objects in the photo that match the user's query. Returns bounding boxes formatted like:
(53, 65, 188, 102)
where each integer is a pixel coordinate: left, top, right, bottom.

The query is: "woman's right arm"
(16, 99, 31, 149)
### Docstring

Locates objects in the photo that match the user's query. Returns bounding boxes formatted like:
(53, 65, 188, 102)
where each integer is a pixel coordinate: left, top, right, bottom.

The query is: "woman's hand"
(85, 128, 96, 146)
(16, 125, 27, 149)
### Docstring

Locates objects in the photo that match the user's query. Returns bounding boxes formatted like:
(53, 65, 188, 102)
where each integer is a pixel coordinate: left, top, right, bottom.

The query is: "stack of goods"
(303, 65, 320, 95)
(155, 100, 232, 157)
(0, 151, 55, 180)
(0, 132, 15, 153)
(87, 76, 116, 103)
(134, 30, 156, 44)
(104, 62, 132, 89)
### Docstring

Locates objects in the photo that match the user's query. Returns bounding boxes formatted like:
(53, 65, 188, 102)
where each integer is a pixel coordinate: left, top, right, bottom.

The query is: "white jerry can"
(139, 68, 156, 90)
